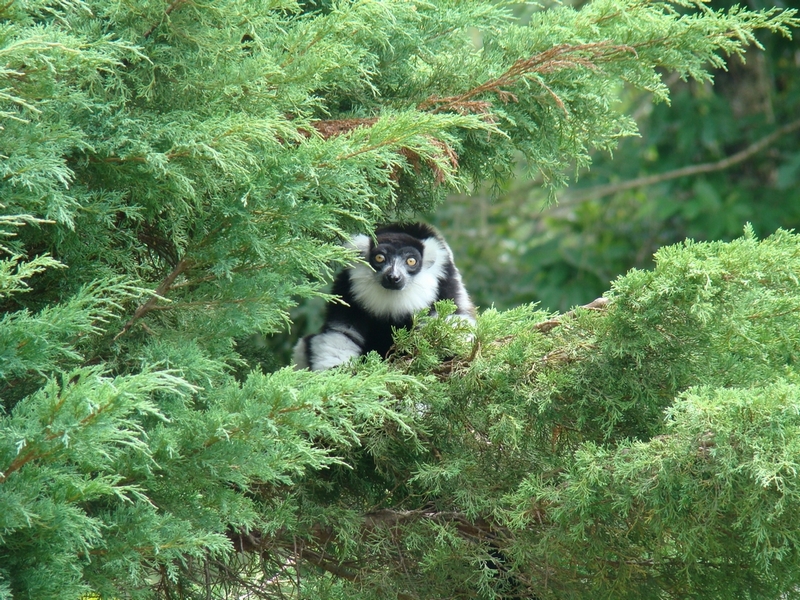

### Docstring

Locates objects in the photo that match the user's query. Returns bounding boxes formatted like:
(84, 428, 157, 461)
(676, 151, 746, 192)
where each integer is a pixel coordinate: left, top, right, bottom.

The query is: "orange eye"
(406, 257, 417, 266)
(374, 254, 385, 263)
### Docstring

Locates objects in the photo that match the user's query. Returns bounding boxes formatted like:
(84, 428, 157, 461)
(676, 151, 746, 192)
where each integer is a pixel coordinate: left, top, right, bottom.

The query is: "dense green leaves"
(1, 0, 799, 598)
(392, 229, 800, 598)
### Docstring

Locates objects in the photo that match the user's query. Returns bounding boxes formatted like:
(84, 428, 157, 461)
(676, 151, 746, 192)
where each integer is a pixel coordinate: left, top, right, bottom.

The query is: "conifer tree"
(1, 1, 799, 598)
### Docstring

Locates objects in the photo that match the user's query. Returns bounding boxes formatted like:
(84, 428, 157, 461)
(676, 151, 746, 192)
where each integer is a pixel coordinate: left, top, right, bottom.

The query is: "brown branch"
(426, 298, 610, 378)
(143, 296, 264, 312)
(564, 118, 800, 203)
(301, 44, 634, 146)
(91, 155, 147, 164)
(308, 117, 379, 139)
(747, 307, 800, 321)
(143, 0, 187, 39)
(535, 297, 610, 334)
(114, 258, 189, 340)
(89, 150, 191, 165)
(0, 0, 15, 17)
(303, 117, 459, 184)
(227, 508, 513, 588)
(419, 42, 635, 115)
(0, 447, 44, 483)
(0, 398, 116, 483)
(297, 548, 360, 582)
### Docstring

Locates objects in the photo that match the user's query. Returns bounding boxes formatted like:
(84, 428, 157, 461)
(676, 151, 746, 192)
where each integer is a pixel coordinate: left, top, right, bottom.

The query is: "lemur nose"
(386, 272, 401, 283)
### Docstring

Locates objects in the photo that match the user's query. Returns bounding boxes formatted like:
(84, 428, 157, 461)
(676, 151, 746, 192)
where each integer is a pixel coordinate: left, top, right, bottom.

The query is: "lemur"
(293, 222, 475, 370)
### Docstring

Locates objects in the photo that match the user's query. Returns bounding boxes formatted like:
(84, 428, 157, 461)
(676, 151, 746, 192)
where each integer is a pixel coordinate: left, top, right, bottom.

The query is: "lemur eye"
(406, 257, 417, 267)
(374, 254, 385, 263)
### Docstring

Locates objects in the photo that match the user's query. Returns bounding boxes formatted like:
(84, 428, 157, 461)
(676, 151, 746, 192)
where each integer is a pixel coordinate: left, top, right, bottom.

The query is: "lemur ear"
(420, 236, 446, 269)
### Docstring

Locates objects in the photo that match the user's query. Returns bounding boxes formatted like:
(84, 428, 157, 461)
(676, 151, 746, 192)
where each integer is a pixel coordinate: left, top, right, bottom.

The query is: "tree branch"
(535, 297, 610, 334)
(564, 118, 800, 203)
(114, 258, 189, 340)
(418, 43, 634, 115)
(143, 0, 187, 40)
(227, 507, 513, 589)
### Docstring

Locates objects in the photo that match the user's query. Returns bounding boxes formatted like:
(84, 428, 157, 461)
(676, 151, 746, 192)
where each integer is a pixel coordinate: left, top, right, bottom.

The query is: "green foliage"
(391, 228, 800, 598)
(1, 0, 799, 598)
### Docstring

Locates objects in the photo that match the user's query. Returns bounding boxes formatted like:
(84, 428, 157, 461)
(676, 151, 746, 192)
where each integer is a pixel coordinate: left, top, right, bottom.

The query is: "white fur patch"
(452, 272, 475, 319)
(292, 338, 310, 370)
(447, 312, 476, 326)
(307, 331, 362, 371)
(348, 234, 372, 255)
(328, 321, 365, 345)
(348, 236, 448, 321)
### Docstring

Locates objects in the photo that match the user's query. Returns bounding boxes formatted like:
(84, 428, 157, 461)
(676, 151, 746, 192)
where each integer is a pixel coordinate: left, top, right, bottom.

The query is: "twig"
(0, 399, 116, 483)
(227, 508, 513, 587)
(297, 548, 359, 582)
(307, 117, 379, 139)
(563, 118, 800, 203)
(204, 557, 211, 600)
(303, 117, 459, 183)
(535, 297, 610, 334)
(114, 258, 189, 340)
(0, 0, 15, 17)
(418, 43, 634, 115)
(143, 0, 187, 39)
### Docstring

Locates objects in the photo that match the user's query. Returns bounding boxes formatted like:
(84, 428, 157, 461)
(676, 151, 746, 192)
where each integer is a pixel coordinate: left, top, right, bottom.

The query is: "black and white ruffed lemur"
(293, 222, 475, 371)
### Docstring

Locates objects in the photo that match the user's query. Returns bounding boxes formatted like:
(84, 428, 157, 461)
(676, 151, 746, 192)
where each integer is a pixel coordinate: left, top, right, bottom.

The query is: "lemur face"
(369, 233, 424, 291)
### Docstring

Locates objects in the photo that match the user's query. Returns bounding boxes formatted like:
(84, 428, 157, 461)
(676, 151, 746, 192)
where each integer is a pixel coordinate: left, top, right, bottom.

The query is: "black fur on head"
(373, 222, 439, 242)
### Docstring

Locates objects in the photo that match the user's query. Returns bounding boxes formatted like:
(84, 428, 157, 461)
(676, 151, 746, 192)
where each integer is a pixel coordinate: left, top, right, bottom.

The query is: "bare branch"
(143, 0, 187, 40)
(113, 258, 189, 340)
(564, 118, 800, 203)
(535, 297, 610, 334)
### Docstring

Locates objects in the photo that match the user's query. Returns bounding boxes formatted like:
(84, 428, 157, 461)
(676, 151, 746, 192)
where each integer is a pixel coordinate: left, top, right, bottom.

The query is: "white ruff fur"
(448, 270, 475, 321)
(292, 338, 310, 369)
(348, 236, 447, 321)
(307, 331, 361, 370)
